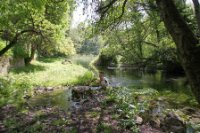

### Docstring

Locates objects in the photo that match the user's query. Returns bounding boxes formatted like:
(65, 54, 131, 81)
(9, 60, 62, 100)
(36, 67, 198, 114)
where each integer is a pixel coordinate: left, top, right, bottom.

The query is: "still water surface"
(98, 67, 188, 93)
(29, 66, 191, 111)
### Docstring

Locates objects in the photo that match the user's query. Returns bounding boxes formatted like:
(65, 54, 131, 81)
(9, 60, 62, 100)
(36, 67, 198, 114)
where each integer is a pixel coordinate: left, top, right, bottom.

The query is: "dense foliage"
(70, 23, 104, 55)
(93, 0, 200, 104)
(91, 0, 194, 72)
(0, 0, 75, 60)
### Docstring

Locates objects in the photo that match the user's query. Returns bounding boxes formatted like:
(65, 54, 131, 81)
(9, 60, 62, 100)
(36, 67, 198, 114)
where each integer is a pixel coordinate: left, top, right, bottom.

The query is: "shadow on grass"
(38, 57, 62, 63)
(11, 64, 46, 74)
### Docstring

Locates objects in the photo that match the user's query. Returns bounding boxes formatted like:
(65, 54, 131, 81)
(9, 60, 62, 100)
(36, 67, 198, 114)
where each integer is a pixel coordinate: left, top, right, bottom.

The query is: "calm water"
(28, 88, 72, 111)
(97, 67, 189, 94)
(29, 65, 191, 111)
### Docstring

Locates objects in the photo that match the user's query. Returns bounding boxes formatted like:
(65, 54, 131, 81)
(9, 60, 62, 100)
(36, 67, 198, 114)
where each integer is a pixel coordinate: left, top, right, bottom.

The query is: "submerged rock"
(34, 86, 55, 94)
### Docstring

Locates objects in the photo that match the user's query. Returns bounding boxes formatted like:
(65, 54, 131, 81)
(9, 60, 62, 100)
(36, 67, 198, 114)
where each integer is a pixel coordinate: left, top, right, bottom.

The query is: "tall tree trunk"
(192, 0, 200, 33)
(25, 44, 36, 65)
(156, 0, 200, 104)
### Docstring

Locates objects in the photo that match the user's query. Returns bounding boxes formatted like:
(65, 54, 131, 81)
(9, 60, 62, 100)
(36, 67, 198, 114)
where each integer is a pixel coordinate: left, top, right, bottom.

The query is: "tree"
(156, 0, 200, 104)
(0, 0, 75, 60)
(95, 0, 200, 104)
(70, 23, 103, 55)
(192, 0, 200, 33)
(94, 0, 177, 69)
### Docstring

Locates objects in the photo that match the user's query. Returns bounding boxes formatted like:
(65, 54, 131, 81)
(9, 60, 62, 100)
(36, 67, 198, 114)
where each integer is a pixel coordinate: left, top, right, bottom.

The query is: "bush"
(72, 71, 95, 85)
(94, 51, 118, 67)
(0, 76, 32, 107)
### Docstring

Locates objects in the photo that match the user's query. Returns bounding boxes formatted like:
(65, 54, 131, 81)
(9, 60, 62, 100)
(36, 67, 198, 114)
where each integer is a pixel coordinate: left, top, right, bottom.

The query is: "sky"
(71, 0, 94, 28)
(71, 0, 195, 28)
(71, 2, 85, 28)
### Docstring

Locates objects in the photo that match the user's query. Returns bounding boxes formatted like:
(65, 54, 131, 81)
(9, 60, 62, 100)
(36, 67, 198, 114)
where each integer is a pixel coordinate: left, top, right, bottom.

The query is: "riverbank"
(0, 86, 160, 133)
(1, 56, 200, 133)
(1, 85, 200, 133)
(0, 57, 95, 107)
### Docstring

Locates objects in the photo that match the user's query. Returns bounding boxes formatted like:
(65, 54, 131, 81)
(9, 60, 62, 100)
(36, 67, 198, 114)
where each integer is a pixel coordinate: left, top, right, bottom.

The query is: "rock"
(190, 118, 200, 124)
(90, 86, 101, 90)
(23, 95, 31, 99)
(0, 57, 11, 75)
(73, 86, 90, 92)
(71, 86, 92, 101)
(100, 78, 109, 87)
(150, 117, 160, 128)
(182, 107, 196, 115)
(161, 112, 186, 133)
(62, 59, 72, 65)
(46, 87, 54, 91)
(165, 113, 183, 126)
(34, 86, 55, 94)
(0, 122, 6, 132)
(129, 104, 136, 109)
(170, 125, 185, 133)
(135, 116, 143, 125)
(140, 123, 162, 133)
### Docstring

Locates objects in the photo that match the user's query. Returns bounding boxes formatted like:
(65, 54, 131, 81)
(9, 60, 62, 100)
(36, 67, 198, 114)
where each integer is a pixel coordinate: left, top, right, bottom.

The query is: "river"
(29, 57, 195, 112)
(96, 67, 189, 93)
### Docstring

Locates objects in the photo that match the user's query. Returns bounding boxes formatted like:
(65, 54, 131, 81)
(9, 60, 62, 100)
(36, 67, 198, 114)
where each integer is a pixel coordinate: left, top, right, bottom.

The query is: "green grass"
(10, 57, 93, 87)
(0, 57, 95, 107)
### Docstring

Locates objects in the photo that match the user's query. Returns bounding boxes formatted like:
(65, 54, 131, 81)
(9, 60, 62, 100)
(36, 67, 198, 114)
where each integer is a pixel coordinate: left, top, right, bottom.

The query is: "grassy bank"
(0, 57, 95, 107)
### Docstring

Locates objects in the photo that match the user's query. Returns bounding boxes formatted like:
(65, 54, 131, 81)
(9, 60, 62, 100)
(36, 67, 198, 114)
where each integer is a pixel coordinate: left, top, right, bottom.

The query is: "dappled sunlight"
(11, 64, 46, 74)
(1, 0, 200, 132)
(9, 59, 91, 87)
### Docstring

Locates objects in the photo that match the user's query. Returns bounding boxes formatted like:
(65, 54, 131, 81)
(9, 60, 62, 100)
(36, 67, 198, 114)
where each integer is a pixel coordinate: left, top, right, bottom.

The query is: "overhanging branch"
(0, 29, 41, 56)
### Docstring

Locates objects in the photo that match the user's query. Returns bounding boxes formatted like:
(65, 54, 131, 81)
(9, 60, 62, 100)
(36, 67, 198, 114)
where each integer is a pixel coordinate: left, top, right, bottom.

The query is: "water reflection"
(28, 67, 192, 111)
(96, 67, 190, 94)
(28, 88, 72, 111)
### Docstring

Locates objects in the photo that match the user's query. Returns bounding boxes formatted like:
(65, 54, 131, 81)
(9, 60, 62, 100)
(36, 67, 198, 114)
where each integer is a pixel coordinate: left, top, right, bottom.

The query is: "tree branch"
(116, 0, 128, 20)
(0, 29, 40, 56)
(143, 41, 159, 48)
(97, 0, 118, 20)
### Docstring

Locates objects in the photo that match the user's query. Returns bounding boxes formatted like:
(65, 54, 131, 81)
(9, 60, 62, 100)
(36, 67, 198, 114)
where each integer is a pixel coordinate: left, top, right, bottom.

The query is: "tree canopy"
(0, 0, 75, 59)
(90, 0, 200, 104)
